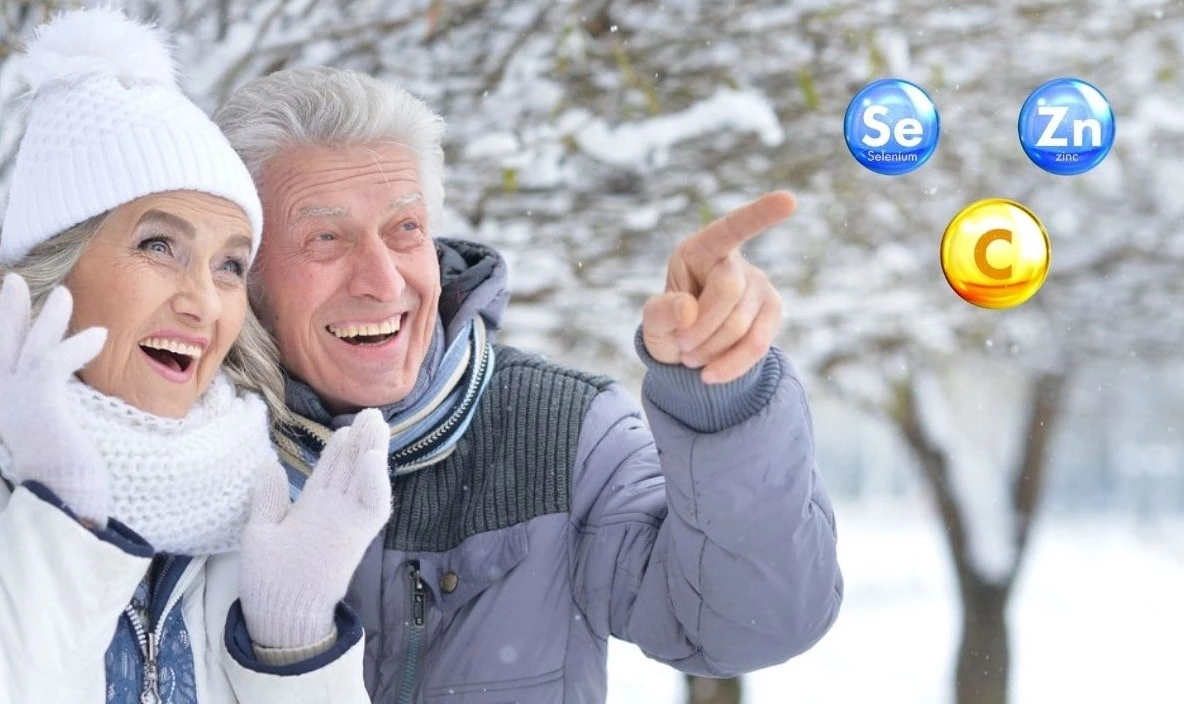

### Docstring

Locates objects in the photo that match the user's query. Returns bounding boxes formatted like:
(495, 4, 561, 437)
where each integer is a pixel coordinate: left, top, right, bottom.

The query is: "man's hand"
(642, 191, 795, 384)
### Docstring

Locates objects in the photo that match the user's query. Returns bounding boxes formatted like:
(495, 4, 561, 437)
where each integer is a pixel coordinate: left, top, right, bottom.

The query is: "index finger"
(687, 190, 797, 262)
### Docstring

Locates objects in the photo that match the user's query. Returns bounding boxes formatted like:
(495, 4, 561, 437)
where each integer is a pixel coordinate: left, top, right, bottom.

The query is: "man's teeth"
(329, 318, 401, 339)
(140, 338, 202, 359)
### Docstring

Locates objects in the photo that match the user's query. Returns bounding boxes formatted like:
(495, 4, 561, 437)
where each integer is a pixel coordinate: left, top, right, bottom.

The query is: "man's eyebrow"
(139, 209, 195, 238)
(294, 205, 348, 221)
(291, 197, 421, 222)
(388, 194, 424, 212)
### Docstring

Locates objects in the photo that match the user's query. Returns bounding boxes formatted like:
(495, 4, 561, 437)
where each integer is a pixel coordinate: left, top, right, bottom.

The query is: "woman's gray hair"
(0, 212, 293, 428)
(212, 66, 447, 225)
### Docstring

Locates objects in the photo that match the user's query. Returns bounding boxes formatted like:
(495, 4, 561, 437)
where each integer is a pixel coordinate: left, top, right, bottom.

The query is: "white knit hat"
(0, 7, 263, 266)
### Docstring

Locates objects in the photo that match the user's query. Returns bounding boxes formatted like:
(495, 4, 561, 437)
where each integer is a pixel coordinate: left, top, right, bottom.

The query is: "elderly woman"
(0, 9, 386, 703)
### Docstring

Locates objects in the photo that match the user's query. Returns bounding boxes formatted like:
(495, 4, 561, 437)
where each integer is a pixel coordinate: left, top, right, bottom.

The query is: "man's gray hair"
(212, 66, 447, 225)
(0, 213, 292, 427)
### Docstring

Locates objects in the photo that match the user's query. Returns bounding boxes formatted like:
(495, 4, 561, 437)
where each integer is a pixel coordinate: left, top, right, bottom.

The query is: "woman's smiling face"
(66, 191, 253, 418)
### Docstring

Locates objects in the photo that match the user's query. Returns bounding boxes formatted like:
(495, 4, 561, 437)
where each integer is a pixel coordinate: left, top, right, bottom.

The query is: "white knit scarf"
(0, 373, 275, 556)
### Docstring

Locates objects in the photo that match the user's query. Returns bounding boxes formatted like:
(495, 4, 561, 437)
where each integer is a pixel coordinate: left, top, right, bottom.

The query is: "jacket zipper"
(398, 561, 426, 704)
(122, 556, 203, 704)
(123, 603, 159, 704)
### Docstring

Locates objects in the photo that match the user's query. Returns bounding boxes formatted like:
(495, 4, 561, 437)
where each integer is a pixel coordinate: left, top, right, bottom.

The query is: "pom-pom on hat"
(0, 7, 263, 266)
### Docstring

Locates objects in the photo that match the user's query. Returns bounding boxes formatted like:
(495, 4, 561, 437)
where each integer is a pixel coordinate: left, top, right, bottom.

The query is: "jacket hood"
(436, 237, 509, 344)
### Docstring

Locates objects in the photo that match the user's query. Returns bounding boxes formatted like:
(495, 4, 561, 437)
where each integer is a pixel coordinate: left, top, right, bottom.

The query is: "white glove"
(0, 274, 108, 526)
(238, 408, 392, 649)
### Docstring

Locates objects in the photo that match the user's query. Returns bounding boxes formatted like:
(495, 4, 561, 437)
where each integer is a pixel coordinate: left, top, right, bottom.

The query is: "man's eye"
(314, 232, 337, 242)
(401, 220, 420, 232)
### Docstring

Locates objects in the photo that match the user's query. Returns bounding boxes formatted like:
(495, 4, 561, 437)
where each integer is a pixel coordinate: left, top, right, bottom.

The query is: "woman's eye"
(138, 236, 173, 256)
(220, 258, 247, 278)
(314, 232, 336, 242)
(401, 220, 420, 232)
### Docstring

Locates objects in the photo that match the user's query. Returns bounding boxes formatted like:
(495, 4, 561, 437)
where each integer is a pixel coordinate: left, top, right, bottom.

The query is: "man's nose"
(347, 232, 403, 302)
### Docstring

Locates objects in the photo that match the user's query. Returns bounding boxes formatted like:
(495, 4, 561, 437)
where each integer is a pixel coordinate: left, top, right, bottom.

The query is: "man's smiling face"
(252, 142, 441, 414)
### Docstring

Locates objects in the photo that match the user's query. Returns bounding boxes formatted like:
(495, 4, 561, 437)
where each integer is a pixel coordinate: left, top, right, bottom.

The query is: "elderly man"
(213, 66, 842, 703)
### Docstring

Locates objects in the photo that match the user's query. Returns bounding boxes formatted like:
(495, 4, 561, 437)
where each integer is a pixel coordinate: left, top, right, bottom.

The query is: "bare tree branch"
(893, 374, 974, 581)
(1009, 370, 1070, 580)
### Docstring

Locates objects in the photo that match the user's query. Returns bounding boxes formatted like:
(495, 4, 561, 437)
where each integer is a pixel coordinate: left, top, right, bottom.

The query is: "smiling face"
(251, 142, 441, 414)
(66, 191, 253, 418)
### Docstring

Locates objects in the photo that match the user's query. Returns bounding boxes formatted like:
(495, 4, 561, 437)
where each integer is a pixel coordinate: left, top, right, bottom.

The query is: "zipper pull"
(409, 563, 425, 628)
(140, 631, 161, 704)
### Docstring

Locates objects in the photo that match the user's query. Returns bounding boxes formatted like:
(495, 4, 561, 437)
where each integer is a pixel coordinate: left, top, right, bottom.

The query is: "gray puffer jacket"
(282, 239, 843, 703)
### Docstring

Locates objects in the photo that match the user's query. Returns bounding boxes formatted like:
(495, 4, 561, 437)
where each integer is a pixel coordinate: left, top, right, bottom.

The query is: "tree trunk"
(893, 367, 1068, 704)
(685, 675, 742, 704)
(955, 578, 1010, 704)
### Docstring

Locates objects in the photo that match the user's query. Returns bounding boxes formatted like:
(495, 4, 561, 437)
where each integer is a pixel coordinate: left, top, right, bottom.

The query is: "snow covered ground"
(606, 500, 1184, 704)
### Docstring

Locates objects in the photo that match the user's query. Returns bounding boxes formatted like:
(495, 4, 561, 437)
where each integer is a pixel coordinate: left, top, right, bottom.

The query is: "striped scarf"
(272, 316, 494, 496)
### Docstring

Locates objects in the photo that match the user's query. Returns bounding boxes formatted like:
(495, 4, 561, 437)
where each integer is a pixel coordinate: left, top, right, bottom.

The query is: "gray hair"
(212, 66, 447, 225)
(0, 212, 293, 427)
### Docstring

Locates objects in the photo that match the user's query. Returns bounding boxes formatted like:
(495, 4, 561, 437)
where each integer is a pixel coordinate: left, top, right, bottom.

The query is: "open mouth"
(139, 337, 201, 374)
(327, 314, 404, 347)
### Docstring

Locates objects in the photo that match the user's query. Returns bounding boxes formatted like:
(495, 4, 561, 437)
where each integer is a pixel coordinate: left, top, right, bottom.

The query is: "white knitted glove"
(0, 274, 109, 526)
(239, 408, 392, 649)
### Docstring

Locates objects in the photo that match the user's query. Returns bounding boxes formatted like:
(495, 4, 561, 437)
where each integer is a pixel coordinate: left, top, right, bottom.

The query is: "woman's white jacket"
(0, 479, 370, 703)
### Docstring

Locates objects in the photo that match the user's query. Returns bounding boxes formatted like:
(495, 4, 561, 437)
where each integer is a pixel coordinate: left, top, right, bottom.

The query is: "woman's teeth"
(140, 337, 203, 359)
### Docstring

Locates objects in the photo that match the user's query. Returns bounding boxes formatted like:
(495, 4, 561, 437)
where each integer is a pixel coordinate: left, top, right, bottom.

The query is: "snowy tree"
(770, 4, 1184, 702)
(4, 1, 1184, 703)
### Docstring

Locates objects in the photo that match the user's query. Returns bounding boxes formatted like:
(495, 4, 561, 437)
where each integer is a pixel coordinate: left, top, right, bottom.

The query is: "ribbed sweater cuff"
(634, 326, 783, 433)
(226, 601, 363, 676)
(253, 628, 338, 666)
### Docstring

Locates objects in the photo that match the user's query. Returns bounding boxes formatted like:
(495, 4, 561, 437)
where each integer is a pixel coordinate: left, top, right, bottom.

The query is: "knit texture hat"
(0, 7, 263, 266)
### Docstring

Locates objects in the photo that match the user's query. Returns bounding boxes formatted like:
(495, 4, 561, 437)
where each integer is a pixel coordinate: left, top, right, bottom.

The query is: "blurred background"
(3, 1, 1183, 702)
